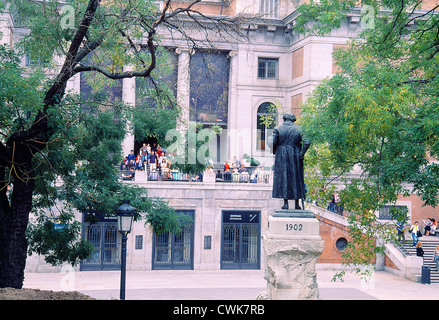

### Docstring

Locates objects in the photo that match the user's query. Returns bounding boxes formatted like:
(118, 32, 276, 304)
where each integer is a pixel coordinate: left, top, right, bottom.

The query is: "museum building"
(2, 0, 439, 278)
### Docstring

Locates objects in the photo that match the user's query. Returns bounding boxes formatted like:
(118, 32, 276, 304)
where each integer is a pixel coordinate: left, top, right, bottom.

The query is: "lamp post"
(115, 200, 136, 300)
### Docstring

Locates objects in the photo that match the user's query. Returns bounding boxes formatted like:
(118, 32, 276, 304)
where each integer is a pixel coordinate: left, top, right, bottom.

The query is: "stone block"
(258, 209, 324, 300)
(258, 235, 325, 300)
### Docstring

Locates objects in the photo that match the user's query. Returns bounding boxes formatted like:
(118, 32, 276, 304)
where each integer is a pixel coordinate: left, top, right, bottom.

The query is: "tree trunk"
(0, 163, 35, 289)
(0, 0, 102, 288)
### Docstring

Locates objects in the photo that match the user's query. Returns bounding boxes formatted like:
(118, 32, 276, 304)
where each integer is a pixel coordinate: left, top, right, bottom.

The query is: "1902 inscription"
(285, 223, 303, 231)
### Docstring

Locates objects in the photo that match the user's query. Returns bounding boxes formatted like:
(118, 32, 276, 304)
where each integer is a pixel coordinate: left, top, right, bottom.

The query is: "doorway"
(81, 213, 121, 271)
(134, 137, 158, 156)
(152, 210, 195, 270)
(221, 211, 261, 269)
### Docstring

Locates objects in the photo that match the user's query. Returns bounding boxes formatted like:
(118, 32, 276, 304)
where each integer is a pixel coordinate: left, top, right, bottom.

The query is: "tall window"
(258, 58, 278, 79)
(379, 205, 408, 220)
(260, 0, 280, 18)
(257, 102, 277, 151)
(135, 48, 178, 108)
(189, 51, 229, 125)
(79, 54, 123, 114)
(81, 213, 121, 271)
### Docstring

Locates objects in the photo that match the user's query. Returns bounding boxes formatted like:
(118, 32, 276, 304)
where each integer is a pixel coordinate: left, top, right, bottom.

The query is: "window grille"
(135, 235, 143, 250)
(258, 58, 278, 79)
(379, 205, 408, 220)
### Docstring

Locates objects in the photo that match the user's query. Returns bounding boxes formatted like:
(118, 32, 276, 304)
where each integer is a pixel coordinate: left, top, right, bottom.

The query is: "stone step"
(399, 240, 439, 283)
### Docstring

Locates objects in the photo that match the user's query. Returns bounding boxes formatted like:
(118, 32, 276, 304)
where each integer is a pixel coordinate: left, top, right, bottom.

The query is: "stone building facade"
(78, 177, 353, 272)
(2, 1, 439, 273)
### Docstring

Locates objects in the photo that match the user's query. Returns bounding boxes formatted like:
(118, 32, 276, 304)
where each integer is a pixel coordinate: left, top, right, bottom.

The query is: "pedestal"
(258, 209, 324, 300)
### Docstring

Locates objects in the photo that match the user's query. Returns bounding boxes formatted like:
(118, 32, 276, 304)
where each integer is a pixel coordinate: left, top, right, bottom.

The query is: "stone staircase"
(307, 202, 439, 283)
(399, 237, 439, 283)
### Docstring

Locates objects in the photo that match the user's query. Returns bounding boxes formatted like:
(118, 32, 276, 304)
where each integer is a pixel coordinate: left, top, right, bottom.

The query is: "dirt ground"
(0, 287, 96, 300)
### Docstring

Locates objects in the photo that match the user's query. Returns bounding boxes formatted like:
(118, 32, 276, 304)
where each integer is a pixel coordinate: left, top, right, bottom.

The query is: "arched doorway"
(256, 102, 277, 151)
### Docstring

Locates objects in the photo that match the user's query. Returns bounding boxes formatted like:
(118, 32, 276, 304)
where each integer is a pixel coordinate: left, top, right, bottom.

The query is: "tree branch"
(44, 0, 102, 108)
(72, 64, 152, 79)
(399, 77, 436, 85)
(73, 38, 104, 66)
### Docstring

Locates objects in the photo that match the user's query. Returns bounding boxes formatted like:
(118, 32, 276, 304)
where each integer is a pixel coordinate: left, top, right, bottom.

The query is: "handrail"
(392, 240, 412, 257)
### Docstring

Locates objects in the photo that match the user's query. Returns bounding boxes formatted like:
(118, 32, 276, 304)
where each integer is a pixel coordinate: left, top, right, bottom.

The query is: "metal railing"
(392, 240, 412, 257)
(119, 167, 271, 184)
(213, 171, 270, 184)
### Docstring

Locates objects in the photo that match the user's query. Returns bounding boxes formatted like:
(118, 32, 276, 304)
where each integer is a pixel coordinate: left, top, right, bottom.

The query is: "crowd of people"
(120, 143, 170, 172)
(120, 145, 271, 183)
(398, 219, 439, 247)
(210, 156, 270, 183)
(401, 220, 439, 271)
(120, 143, 178, 180)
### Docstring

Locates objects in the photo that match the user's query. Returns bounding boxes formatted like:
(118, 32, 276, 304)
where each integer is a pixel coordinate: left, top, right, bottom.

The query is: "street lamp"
(115, 200, 136, 300)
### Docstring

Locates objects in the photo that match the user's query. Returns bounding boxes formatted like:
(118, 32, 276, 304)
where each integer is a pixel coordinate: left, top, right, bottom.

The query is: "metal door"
(152, 211, 194, 270)
(102, 224, 120, 265)
(81, 221, 121, 270)
(221, 211, 260, 269)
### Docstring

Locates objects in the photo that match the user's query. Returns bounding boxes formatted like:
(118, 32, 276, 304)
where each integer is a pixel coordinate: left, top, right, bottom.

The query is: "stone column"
(227, 50, 243, 161)
(121, 67, 136, 156)
(258, 209, 324, 300)
(176, 47, 191, 130)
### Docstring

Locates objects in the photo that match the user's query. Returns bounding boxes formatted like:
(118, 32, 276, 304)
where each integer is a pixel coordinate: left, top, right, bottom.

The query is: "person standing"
(140, 143, 148, 163)
(148, 150, 157, 172)
(416, 241, 424, 257)
(432, 245, 439, 270)
(396, 221, 405, 242)
(431, 218, 438, 235)
(410, 221, 420, 247)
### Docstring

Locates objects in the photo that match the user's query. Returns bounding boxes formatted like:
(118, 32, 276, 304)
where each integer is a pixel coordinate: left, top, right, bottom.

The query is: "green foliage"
(9, 0, 159, 70)
(26, 207, 93, 266)
(1, 0, 194, 267)
(258, 102, 278, 129)
(143, 197, 193, 235)
(242, 153, 260, 166)
(250, 157, 260, 167)
(297, 0, 439, 277)
(0, 45, 45, 140)
(295, 0, 357, 36)
(133, 96, 180, 149)
(170, 123, 220, 174)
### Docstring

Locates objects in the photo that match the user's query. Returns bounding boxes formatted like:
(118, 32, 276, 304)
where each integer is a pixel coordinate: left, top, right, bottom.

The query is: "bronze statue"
(272, 114, 310, 210)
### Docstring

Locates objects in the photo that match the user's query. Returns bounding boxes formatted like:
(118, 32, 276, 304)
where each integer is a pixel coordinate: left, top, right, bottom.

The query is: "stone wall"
(25, 178, 439, 273)
(125, 179, 352, 270)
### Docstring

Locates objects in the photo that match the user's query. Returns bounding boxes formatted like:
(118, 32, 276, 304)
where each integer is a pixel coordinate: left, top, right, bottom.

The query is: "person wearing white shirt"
(410, 221, 420, 247)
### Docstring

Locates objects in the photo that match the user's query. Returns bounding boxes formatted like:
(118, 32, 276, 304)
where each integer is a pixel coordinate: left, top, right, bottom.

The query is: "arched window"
(256, 102, 277, 151)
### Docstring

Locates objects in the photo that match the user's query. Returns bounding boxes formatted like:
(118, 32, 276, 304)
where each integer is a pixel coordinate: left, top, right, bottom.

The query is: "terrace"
(119, 166, 273, 186)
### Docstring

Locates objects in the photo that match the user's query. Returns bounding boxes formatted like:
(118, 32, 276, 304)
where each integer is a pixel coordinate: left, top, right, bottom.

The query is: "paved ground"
(22, 268, 439, 300)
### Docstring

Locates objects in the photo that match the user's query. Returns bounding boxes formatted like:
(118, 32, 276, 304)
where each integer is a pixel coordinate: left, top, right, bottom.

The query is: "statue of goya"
(272, 114, 310, 210)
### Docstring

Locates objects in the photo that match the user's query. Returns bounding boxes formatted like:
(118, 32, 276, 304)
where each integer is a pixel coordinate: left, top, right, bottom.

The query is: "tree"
(0, 0, 248, 288)
(295, 0, 439, 277)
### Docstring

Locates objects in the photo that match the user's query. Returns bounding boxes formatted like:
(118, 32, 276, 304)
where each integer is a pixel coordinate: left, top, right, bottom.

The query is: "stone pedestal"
(258, 209, 325, 300)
